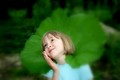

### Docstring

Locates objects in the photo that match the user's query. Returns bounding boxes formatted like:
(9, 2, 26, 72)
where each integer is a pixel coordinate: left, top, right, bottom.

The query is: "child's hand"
(43, 51, 58, 72)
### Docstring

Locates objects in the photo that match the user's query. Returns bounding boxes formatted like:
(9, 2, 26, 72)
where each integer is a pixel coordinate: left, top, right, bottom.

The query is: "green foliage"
(87, 8, 112, 22)
(8, 9, 26, 19)
(20, 8, 106, 74)
(0, 18, 36, 53)
(33, 0, 51, 19)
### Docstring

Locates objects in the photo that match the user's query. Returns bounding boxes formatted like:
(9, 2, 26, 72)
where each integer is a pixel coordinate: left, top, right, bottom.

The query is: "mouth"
(49, 48, 55, 53)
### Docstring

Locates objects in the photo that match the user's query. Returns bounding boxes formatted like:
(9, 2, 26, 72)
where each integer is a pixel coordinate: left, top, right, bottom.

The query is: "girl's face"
(43, 34, 65, 59)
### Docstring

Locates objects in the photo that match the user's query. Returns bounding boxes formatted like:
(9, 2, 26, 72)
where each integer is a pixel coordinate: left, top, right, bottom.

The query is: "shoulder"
(78, 64, 91, 71)
(78, 64, 94, 80)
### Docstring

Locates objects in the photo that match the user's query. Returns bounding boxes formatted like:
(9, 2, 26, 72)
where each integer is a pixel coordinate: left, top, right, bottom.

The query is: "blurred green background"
(0, 0, 120, 80)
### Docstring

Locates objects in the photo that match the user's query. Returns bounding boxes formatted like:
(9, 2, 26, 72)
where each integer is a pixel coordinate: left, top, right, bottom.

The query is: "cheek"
(58, 43, 64, 50)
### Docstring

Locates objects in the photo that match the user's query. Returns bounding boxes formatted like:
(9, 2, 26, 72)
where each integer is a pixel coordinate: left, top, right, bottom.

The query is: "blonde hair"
(42, 31, 75, 54)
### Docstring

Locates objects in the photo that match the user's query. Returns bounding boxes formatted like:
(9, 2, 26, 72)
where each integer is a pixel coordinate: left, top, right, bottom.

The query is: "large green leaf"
(20, 8, 106, 74)
(65, 14, 106, 67)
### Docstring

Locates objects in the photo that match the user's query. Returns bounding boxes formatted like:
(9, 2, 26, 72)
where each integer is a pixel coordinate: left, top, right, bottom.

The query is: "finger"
(43, 51, 48, 58)
(44, 53, 54, 65)
(46, 50, 50, 57)
(43, 51, 55, 64)
(43, 51, 51, 61)
(43, 51, 48, 60)
(43, 51, 48, 57)
(43, 52, 58, 70)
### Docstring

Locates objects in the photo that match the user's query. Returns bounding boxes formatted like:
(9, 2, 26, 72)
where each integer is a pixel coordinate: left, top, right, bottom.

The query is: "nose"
(48, 45, 51, 48)
(47, 43, 52, 48)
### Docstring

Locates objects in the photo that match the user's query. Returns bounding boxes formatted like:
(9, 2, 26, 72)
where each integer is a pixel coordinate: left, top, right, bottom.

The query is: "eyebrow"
(43, 35, 53, 46)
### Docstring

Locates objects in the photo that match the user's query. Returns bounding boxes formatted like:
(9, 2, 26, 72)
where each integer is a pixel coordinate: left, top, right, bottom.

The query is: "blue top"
(44, 63, 93, 80)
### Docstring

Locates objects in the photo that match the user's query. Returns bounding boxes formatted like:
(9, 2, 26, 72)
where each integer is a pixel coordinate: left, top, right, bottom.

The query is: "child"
(42, 30, 93, 80)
